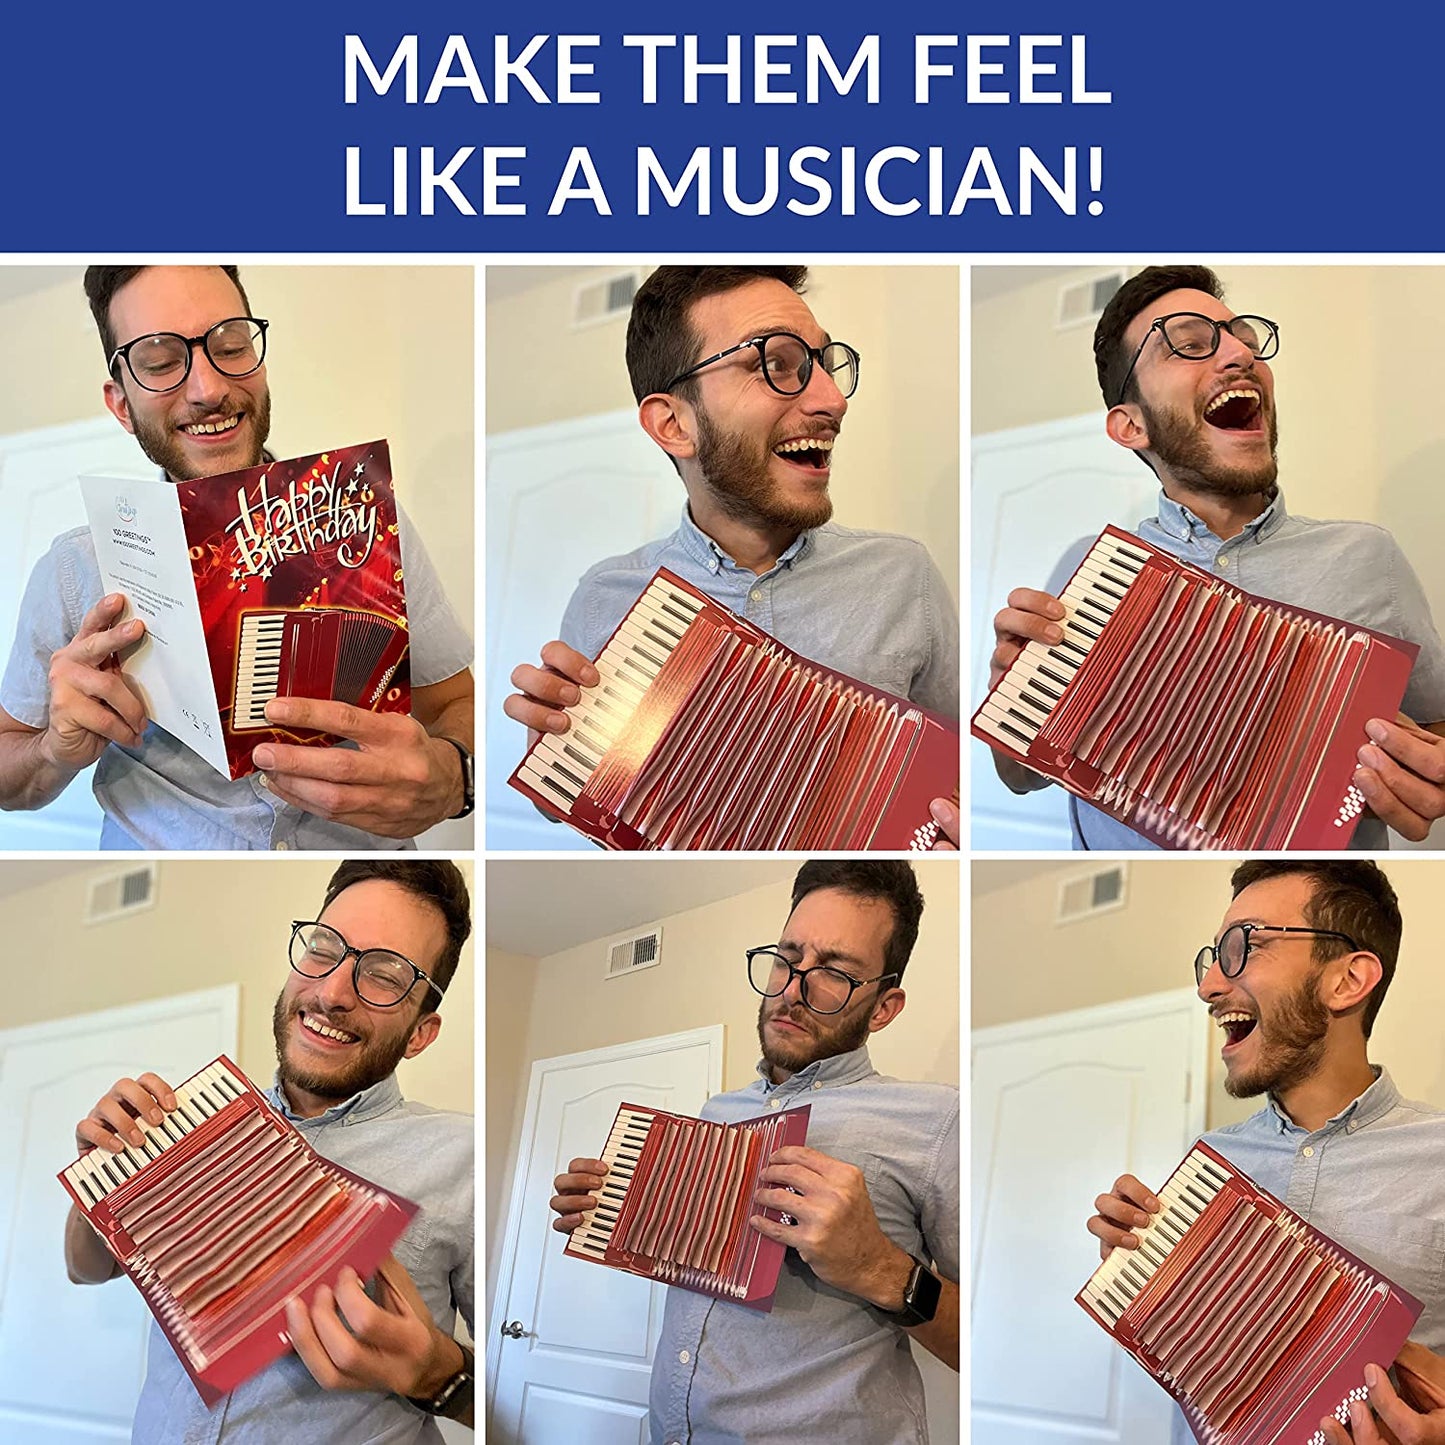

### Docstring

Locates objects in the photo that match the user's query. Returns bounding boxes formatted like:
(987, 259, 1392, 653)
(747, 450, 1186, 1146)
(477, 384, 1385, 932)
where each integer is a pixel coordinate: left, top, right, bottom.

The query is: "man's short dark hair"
(1093, 264, 1225, 407)
(322, 860, 472, 1006)
(625, 265, 809, 404)
(1229, 860, 1401, 1038)
(789, 859, 924, 985)
(83, 265, 253, 372)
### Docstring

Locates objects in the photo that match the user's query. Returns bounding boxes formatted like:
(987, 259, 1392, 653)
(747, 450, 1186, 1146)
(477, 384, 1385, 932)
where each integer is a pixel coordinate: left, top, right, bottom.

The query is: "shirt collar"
(266, 1069, 404, 1126)
(1264, 1065, 1396, 1136)
(753, 1042, 879, 1094)
(1153, 485, 1288, 545)
(675, 504, 812, 575)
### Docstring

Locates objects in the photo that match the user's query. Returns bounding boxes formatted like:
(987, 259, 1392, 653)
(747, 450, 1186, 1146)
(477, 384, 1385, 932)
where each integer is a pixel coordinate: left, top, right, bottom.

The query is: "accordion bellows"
(512, 569, 960, 850)
(59, 1057, 417, 1405)
(973, 527, 1418, 850)
(565, 1101, 811, 1311)
(1078, 1141, 1421, 1445)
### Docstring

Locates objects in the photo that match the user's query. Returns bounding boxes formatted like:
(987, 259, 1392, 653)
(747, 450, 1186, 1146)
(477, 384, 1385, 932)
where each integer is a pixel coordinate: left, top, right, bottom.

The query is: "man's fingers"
(747, 1213, 792, 1244)
(1353, 763, 1434, 842)
(502, 691, 571, 734)
(1363, 1362, 1422, 1441)
(1109, 1175, 1160, 1211)
(1005, 588, 1066, 619)
(74, 594, 128, 640)
(73, 616, 145, 668)
(993, 606, 1065, 648)
(538, 641, 599, 687)
(285, 1293, 345, 1389)
(253, 739, 373, 785)
(1085, 1214, 1139, 1252)
(264, 695, 382, 740)
(508, 664, 583, 710)
(1368, 717, 1445, 784)
(56, 694, 144, 749)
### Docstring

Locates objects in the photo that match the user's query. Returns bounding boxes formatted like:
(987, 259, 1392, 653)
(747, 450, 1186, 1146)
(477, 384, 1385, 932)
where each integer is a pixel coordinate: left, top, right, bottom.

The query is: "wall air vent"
(1057, 269, 1128, 330)
(85, 863, 159, 925)
(605, 924, 663, 980)
(1056, 864, 1128, 924)
(574, 270, 645, 329)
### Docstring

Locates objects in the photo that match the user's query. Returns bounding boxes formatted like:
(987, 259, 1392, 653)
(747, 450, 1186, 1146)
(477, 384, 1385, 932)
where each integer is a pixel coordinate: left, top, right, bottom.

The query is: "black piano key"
(1067, 620, 1100, 641)
(1038, 665, 1072, 689)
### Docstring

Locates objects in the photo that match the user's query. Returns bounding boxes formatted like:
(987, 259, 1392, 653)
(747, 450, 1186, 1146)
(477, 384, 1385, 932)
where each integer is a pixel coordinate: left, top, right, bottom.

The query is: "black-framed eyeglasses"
(108, 316, 270, 394)
(665, 331, 860, 399)
(1193, 923, 1358, 987)
(1114, 312, 1279, 406)
(746, 945, 898, 1015)
(289, 920, 443, 1009)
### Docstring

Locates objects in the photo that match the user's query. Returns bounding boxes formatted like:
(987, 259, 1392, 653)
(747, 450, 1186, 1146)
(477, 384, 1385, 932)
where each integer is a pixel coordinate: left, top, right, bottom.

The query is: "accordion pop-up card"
(58, 1055, 417, 1405)
(80, 440, 410, 780)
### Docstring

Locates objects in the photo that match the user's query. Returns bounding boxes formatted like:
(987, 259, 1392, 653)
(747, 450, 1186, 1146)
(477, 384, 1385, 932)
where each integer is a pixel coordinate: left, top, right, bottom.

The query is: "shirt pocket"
(1329, 1211, 1445, 1316)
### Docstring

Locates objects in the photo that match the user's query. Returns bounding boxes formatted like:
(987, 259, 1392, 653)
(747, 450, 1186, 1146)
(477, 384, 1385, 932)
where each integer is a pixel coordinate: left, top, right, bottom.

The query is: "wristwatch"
(407, 1342, 475, 1419)
(889, 1255, 942, 1326)
(436, 736, 475, 818)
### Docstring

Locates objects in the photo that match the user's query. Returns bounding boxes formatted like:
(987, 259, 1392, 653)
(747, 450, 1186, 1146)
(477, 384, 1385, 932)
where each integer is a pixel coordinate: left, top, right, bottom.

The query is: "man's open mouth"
(299, 1011, 360, 1046)
(180, 414, 242, 437)
(773, 436, 834, 470)
(1215, 1011, 1258, 1048)
(1202, 389, 1263, 431)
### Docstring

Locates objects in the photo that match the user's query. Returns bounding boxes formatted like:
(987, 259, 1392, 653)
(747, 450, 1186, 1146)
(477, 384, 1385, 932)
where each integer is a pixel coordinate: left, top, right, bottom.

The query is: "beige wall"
(971, 264, 1445, 625)
(972, 857, 1445, 1133)
(0, 858, 474, 1114)
(0, 264, 474, 624)
(484, 858, 961, 1313)
(486, 265, 960, 600)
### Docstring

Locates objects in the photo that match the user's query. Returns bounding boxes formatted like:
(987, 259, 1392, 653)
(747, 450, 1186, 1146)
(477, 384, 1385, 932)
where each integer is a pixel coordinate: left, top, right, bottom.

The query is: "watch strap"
(436, 736, 475, 818)
(407, 1341, 475, 1418)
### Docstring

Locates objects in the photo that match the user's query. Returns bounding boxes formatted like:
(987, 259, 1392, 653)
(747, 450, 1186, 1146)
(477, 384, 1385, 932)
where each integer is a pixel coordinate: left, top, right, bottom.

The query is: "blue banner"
(4, 4, 1437, 252)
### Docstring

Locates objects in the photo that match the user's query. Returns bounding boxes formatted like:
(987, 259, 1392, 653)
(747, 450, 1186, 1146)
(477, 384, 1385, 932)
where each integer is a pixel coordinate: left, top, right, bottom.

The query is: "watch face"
(905, 1261, 943, 1323)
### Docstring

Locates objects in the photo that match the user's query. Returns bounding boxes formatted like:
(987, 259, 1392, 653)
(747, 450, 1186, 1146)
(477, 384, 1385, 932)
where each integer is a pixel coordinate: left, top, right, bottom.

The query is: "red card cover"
(176, 439, 411, 779)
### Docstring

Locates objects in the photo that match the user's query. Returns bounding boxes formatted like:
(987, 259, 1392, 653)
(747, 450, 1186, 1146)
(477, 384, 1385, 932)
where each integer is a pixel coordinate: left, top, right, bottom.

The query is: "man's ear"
(638, 393, 698, 463)
(1328, 951, 1384, 1023)
(404, 1012, 442, 1060)
(1104, 401, 1150, 455)
(867, 987, 906, 1035)
(103, 377, 137, 436)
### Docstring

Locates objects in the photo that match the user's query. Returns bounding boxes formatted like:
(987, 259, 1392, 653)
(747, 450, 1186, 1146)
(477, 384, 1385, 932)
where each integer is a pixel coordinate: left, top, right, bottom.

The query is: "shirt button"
(274, 840, 290, 851)
(678, 1350, 690, 1363)
(1302, 1145, 1314, 1157)
(812, 1081, 822, 1091)
(1216, 556, 1229, 570)
(750, 589, 763, 602)
(769, 1098, 781, 1109)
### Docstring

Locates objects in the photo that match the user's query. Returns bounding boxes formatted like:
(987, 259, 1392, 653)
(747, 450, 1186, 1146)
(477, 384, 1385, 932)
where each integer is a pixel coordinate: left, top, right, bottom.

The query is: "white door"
(0, 985, 239, 1442)
(970, 415, 1159, 850)
(486, 1026, 725, 1443)
(0, 417, 154, 850)
(484, 411, 683, 850)
(971, 989, 1207, 1445)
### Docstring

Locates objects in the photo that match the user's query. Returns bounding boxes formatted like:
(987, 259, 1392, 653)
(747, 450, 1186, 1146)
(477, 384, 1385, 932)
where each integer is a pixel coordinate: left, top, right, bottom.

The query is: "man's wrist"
(862, 1244, 916, 1312)
(432, 735, 474, 819)
(408, 1331, 465, 1399)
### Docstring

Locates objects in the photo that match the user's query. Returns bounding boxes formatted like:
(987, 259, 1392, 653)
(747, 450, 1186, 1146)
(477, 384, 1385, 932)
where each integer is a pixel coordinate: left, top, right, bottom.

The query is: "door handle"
(500, 1320, 528, 1339)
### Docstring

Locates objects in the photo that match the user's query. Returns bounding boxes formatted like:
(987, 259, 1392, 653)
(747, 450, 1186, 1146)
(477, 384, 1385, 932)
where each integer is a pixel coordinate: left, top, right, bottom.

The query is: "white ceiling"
(970, 860, 1084, 897)
(0, 861, 99, 901)
(970, 265, 1084, 304)
(485, 859, 797, 956)
(0, 265, 81, 307)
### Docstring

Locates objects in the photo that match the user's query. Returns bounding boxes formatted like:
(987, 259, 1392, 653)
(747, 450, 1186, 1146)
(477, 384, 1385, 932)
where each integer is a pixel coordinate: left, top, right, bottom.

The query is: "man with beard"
(985, 264, 1445, 849)
(64, 858, 475, 1441)
(503, 265, 962, 845)
(0, 264, 475, 849)
(1087, 860, 1445, 1444)
(548, 859, 960, 1444)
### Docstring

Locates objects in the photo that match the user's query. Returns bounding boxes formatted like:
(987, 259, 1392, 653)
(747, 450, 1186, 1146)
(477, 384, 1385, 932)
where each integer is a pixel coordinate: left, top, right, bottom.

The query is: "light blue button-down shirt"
(129, 1071, 474, 1445)
(1044, 488, 1445, 850)
(1, 505, 472, 850)
(1163, 1068, 1445, 1443)
(648, 1045, 959, 1445)
(560, 507, 960, 720)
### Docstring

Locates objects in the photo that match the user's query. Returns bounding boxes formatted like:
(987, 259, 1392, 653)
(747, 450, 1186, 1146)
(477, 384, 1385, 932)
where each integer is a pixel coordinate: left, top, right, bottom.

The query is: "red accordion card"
(81, 440, 410, 779)
(59, 1055, 418, 1406)
(973, 526, 1418, 850)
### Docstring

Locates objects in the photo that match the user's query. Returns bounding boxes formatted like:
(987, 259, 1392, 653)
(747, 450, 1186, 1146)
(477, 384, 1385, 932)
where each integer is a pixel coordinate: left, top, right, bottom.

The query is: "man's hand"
(1353, 715, 1445, 843)
(990, 588, 1066, 691)
(75, 1072, 177, 1156)
(549, 1158, 608, 1234)
(285, 1256, 460, 1401)
(1320, 1359, 1445, 1444)
(1085, 1174, 1161, 1260)
(41, 594, 149, 771)
(927, 797, 959, 851)
(252, 699, 462, 837)
(503, 642, 599, 736)
(750, 1145, 907, 1306)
